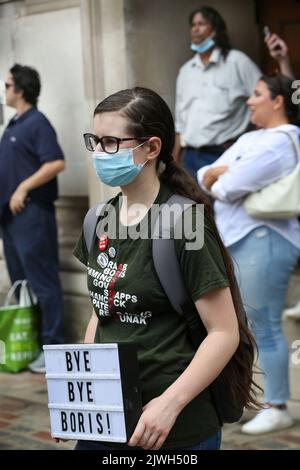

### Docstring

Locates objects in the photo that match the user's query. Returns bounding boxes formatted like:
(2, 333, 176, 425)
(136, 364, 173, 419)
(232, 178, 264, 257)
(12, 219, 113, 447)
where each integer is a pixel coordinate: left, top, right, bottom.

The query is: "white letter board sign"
(43, 343, 142, 443)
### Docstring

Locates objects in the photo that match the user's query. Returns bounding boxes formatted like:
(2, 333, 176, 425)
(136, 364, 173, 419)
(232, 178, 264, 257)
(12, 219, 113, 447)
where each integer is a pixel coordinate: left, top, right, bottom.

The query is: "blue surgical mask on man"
(92, 142, 147, 187)
(190, 36, 215, 54)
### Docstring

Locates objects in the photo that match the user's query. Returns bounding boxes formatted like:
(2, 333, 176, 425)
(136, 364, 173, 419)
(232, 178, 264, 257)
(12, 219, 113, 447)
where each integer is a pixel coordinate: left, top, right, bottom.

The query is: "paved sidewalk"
(0, 371, 299, 450)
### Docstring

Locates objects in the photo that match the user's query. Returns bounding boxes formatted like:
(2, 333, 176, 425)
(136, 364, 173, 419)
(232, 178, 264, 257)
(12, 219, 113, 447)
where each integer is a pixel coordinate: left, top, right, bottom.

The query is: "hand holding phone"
(263, 27, 288, 59)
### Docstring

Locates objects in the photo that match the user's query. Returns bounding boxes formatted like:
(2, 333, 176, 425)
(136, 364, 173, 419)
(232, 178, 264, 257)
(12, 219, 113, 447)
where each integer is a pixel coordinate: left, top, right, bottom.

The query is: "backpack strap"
(83, 199, 110, 253)
(152, 194, 208, 347)
(152, 194, 196, 313)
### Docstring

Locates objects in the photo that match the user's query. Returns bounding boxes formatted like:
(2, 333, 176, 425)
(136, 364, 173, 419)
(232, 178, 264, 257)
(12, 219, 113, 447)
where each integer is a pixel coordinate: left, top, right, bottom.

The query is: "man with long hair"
(173, 6, 261, 177)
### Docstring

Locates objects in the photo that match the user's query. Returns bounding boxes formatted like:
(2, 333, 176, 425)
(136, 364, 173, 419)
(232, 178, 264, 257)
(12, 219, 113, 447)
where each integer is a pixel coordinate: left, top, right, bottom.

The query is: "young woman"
(198, 74, 300, 435)
(73, 87, 258, 450)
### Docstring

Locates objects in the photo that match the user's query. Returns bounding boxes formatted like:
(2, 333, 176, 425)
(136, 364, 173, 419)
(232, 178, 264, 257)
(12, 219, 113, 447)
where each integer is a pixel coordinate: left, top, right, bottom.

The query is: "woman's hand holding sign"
(128, 394, 181, 450)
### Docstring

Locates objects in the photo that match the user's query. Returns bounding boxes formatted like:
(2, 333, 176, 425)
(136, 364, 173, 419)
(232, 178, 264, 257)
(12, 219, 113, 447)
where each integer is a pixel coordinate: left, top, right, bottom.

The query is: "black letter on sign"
(74, 351, 80, 371)
(68, 382, 75, 402)
(87, 382, 94, 402)
(61, 411, 68, 431)
(70, 412, 76, 432)
(65, 352, 72, 371)
(78, 413, 85, 433)
(106, 413, 111, 434)
(83, 351, 91, 371)
(77, 381, 83, 401)
(88, 413, 93, 433)
(96, 413, 103, 434)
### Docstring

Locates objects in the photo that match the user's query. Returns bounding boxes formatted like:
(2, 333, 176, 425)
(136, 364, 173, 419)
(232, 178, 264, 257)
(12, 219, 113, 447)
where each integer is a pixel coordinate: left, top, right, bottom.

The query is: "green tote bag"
(0, 280, 40, 373)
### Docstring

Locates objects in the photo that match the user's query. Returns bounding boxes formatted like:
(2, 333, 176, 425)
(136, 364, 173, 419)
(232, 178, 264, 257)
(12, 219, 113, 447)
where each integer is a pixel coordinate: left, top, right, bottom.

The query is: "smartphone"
(263, 25, 271, 38)
(263, 25, 282, 51)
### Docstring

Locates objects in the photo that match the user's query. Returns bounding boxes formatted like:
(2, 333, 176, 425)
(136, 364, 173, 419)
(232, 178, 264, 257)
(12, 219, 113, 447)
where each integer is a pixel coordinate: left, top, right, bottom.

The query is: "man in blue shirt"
(0, 64, 65, 372)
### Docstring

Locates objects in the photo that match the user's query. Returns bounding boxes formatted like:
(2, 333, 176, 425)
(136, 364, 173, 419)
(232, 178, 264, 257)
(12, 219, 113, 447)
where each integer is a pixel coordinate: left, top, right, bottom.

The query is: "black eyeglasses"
(83, 133, 150, 154)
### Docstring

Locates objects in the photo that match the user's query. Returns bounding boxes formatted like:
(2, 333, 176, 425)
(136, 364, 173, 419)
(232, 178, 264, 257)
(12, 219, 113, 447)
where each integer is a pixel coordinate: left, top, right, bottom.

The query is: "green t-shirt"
(73, 184, 230, 449)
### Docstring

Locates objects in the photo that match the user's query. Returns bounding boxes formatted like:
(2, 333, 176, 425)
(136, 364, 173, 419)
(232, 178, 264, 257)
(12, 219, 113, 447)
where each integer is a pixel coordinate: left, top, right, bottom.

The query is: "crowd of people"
(0, 4, 299, 451)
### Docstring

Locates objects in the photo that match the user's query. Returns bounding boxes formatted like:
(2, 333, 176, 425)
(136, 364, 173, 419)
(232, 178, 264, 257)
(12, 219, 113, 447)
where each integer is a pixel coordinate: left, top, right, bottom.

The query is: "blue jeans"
(229, 227, 300, 404)
(182, 148, 221, 180)
(74, 431, 221, 451)
(1, 202, 64, 344)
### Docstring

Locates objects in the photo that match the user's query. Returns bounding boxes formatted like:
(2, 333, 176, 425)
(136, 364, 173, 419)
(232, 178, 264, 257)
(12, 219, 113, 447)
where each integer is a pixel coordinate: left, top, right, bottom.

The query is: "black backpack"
(83, 194, 253, 425)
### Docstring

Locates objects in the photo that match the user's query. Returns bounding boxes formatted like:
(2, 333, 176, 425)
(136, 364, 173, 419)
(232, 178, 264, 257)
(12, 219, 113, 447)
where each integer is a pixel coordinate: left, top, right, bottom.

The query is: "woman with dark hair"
(198, 74, 300, 435)
(73, 87, 259, 450)
(174, 6, 261, 176)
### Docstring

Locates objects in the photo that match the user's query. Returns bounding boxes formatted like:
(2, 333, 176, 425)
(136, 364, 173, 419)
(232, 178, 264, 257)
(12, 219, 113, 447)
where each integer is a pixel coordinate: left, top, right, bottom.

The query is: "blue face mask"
(190, 36, 215, 54)
(92, 142, 147, 187)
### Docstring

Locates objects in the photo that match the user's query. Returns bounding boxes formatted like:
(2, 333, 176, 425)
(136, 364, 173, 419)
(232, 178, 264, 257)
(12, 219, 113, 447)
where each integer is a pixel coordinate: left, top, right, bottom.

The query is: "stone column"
(55, 196, 91, 342)
(79, 0, 127, 207)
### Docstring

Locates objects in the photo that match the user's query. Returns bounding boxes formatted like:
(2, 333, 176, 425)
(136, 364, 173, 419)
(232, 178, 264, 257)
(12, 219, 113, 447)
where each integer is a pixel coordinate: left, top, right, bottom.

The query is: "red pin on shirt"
(98, 234, 108, 251)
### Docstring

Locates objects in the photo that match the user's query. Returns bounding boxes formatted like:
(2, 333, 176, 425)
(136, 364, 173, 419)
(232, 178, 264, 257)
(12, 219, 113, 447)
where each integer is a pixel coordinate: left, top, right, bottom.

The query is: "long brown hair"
(189, 6, 232, 59)
(94, 87, 262, 410)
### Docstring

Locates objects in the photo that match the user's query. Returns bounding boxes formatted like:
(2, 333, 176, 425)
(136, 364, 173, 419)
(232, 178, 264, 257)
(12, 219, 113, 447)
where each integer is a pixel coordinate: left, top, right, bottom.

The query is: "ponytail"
(160, 158, 211, 205)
